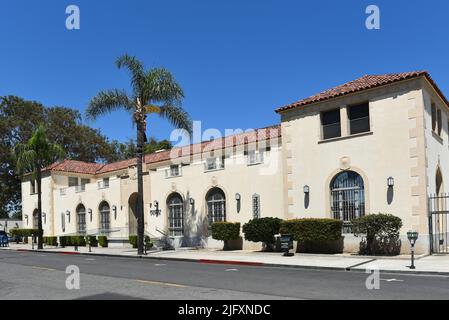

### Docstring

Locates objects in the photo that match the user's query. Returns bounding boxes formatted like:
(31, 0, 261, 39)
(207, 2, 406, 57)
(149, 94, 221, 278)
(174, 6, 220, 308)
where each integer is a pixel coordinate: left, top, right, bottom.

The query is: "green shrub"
(211, 222, 241, 251)
(43, 236, 57, 246)
(242, 217, 283, 251)
(70, 236, 86, 246)
(211, 222, 240, 241)
(98, 236, 108, 247)
(280, 218, 342, 242)
(59, 236, 68, 247)
(145, 236, 153, 250)
(10, 228, 38, 238)
(352, 213, 403, 256)
(129, 235, 138, 248)
(85, 235, 98, 247)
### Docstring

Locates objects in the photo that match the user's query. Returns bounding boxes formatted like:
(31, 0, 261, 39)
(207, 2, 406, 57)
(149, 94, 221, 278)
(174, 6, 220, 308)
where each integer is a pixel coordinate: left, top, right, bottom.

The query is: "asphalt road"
(0, 250, 448, 300)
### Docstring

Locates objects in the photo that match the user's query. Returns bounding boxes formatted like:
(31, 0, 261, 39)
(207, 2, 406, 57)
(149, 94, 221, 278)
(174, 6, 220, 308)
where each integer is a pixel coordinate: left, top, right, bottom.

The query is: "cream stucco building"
(21, 71, 449, 254)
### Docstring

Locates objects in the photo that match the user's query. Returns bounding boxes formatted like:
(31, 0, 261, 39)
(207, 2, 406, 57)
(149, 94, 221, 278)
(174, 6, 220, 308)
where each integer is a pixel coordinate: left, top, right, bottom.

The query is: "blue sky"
(1, 0, 448, 144)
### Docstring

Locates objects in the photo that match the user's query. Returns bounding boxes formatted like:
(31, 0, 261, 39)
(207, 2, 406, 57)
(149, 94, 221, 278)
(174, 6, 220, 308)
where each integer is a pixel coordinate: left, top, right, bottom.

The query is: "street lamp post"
(407, 231, 419, 269)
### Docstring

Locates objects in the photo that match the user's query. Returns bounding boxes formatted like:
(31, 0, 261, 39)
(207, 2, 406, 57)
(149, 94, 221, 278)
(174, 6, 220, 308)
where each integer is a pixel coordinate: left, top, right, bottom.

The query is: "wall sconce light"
(235, 193, 241, 213)
(112, 205, 117, 220)
(66, 210, 71, 223)
(387, 177, 394, 188)
(189, 198, 195, 206)
(42, 212, 46, 224)
(88, 209, 92, 222)
(303, 185, 310, 194)
(153, 200, 159, 209)
(25, 215, 28, 225)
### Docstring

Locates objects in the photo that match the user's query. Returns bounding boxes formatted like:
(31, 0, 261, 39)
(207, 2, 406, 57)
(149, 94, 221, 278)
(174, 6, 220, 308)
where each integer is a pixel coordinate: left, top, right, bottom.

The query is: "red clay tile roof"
(276, 71, 449, 113)
(46, 125, 281, 176)
(47, 160, 104, 175)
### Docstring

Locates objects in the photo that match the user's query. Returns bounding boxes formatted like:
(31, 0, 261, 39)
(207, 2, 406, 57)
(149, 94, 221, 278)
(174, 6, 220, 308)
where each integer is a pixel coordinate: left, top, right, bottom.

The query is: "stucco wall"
(280, 79, 428, 253)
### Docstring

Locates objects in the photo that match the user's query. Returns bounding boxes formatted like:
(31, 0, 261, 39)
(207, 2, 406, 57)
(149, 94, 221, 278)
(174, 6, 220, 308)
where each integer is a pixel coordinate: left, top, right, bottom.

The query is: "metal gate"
(428, 194, 449, 254)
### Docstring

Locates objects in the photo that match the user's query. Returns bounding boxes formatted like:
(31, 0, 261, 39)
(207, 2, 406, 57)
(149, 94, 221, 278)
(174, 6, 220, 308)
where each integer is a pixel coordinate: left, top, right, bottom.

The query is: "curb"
(2, 247, 448, 276)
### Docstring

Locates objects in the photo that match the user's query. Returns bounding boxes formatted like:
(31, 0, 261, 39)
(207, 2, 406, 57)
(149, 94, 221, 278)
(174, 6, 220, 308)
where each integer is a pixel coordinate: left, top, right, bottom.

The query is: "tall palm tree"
(15, 125, 65, 249)
(86, 54, 192, 254)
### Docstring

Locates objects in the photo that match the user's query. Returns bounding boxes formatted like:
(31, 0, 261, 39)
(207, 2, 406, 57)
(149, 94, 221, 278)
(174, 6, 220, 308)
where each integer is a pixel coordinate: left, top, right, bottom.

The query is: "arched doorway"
(206, 187, 226, 227)
(128, 193, 138, 235)
(330, 171, 365, 232)
(76, 204, 86, 235)
(99, 201, 110, 235)
(167, 192, 184, 236)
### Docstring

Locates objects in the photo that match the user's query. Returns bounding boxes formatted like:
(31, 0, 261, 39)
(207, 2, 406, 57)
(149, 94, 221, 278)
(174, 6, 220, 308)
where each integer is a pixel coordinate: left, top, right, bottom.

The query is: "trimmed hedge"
(280, 218, 343, 242)
(85, 235, 98, 247)
(43, 236, 58, 246)
(10, 228, 38, 237)
(129, 235, 138, 248)
(211, 222, 240, 241)
(98, 236, 108, 247)
(130, 235, 154, 249)
(352, 213, 403, 255)
(242, 217, 283, 251)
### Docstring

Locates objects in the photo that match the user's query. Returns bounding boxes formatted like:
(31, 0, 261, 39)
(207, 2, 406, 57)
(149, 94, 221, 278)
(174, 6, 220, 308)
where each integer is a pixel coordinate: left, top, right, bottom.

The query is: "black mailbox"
(280, 234, 294, 256)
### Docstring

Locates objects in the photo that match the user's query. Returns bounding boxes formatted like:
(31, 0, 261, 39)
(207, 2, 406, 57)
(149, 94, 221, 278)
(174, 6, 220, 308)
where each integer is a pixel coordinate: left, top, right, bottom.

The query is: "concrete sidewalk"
(2, 243, 448, 275)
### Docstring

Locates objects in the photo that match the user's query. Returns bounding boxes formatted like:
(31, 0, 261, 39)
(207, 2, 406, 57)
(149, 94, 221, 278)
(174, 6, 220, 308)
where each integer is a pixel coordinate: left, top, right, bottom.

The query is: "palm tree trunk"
(136, 120, 145, 255)
(36, 167, 43, 250)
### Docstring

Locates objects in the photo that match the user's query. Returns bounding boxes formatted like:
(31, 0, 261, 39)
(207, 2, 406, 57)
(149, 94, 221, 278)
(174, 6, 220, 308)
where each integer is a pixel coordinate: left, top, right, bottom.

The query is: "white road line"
(85, 258, 96, 261)
(380, 278, 404, 282)
(136, 279, 185, 288)
(154, 263, 166, 266)
(225, 268, 239, 272)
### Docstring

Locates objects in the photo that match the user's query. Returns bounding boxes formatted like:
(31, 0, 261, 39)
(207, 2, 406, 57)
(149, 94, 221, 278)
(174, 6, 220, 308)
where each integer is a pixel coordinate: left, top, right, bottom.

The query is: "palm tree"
(86, 54, 192, 254)
(15, 125, 65, 249)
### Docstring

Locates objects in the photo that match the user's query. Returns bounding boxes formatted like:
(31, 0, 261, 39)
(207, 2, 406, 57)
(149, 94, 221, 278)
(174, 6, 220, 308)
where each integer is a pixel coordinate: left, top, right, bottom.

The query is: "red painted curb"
(14, 248, 80, 255)
(198, 259, 264, 266)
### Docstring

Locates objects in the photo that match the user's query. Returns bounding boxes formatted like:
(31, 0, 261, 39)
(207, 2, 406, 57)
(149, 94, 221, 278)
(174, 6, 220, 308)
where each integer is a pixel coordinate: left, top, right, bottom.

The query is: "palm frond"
(15, 144, 36, 174)
(86, 89, 134, 120)
(159, 104, 193, 134)
(116, 54, 146, 97)
(144, 68, 184, 104)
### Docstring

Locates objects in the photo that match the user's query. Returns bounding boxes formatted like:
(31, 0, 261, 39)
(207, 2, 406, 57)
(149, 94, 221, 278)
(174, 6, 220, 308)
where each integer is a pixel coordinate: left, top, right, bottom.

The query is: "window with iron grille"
(99, 202, 110, 234)
(348, 102, 370, 135)
(76, 204, 86, 235)
(167, 193, 183, 236)
(207, 188, 226, 227)
(330, 171, 365, 233)
(252, 194, 260, 219)
(321, 109, 341, 140)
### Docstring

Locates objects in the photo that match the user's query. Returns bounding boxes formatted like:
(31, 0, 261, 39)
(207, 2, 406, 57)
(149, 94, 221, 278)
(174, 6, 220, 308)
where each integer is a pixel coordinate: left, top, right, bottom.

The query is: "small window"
(246, 149, 265, 165)
(252, 194, 260, 219)
(204, 156, 225, 171)
(348, 103, 370, 135)
(97, 178, 109, 189)
(68, 177, 79, 187)
(437, 109, 442, 136)
(431, 103, 437, 132)
(321, 109, 341, 140)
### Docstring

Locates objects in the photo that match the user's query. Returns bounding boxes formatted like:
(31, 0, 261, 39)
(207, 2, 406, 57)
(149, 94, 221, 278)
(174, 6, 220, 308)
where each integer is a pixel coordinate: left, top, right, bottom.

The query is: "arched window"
(167, 193, 184, 236)
(99, 201, 110, 235)
(76, 204, 86, 235)
(33, 209, 39, 228)
(330, 171, 365, 232)
(436, 167, 443, 196)
(206, 187, 226, 227)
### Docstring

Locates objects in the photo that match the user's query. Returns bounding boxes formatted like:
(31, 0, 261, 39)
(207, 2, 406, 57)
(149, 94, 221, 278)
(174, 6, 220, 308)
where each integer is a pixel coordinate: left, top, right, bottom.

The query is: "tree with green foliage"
(0, 96, 123, 217)
(15, 125, 65, 249)
(86, 54, 192, 254)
